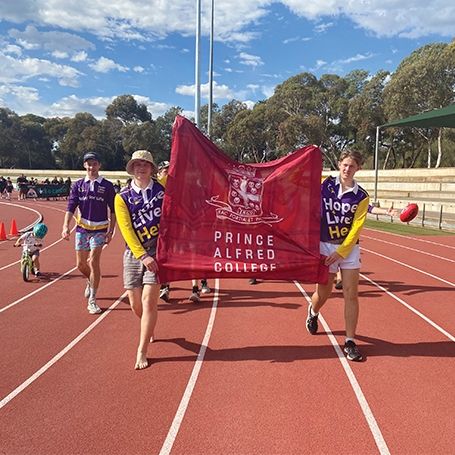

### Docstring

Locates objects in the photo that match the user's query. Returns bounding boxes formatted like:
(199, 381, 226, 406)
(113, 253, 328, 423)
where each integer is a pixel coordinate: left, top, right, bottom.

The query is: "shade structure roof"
(382, 103, 455, 128)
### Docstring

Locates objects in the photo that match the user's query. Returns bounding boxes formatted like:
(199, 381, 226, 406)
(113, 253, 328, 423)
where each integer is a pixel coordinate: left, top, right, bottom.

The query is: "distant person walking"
(61, 152, 116, 314)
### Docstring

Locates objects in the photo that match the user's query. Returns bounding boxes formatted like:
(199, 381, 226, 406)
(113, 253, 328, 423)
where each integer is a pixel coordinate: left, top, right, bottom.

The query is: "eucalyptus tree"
(58, 112, 98, 169)
(383, 40, 455, 167)
(0, 108, 21, 168)
(155, 106, 184, 156)
(348, 70, 389, 166)
(106, 94, 152, 125)
(18, 115, 55, 169)
(224, 101, 273, 162)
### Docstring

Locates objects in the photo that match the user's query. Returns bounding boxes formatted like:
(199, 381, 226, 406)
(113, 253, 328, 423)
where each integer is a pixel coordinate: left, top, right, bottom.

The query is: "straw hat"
(126, 150, 156, 175)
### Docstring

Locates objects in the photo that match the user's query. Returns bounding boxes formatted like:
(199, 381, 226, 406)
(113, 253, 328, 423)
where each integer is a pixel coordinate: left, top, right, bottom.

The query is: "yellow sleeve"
(114, 194, 147, 260)
(336, 196, 370, 258)
(157, 174, 167, 187)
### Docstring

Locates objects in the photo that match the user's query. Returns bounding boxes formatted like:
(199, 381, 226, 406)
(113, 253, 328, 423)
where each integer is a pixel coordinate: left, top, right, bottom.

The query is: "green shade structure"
(374, 104, 455, 201)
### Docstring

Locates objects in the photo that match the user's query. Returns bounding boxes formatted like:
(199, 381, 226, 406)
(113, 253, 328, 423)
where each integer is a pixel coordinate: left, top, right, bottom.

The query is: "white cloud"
(0, 52, 82, 87)
(71, 51, 88, 62)
(43, 94, 172, 119)
(3, 44, 22, 56)
(176, 81, 234, 101)
(1, 1, 454, 45)
(238, 52, 263, 67)
(9, 25, 95, 54)
(281, 0, 455, 38)
(314, 22, 334, 34)
(52, 51, 69, 59)
(133, 66, 145, 73)
(89, 57, 129, 73)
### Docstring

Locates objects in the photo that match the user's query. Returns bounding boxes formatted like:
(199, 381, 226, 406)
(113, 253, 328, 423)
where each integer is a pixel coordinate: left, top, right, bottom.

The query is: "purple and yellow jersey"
(114, 177, 165, 259)
(321, 176, 369, 258)
(66, 177, 115, 233)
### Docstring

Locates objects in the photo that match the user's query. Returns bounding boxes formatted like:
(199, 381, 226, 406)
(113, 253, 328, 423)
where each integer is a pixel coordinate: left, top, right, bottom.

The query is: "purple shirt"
(320, 176, 369, 244)
(67, 176, 115, 233)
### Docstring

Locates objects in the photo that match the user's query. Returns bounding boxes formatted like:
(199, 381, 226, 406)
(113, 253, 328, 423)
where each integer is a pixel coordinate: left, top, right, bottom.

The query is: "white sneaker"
(189, 291, 200, 303)
(201, 283, 211, 294)
(87, 299, 102, 314)
(84, 281, 90, 298)
(159, 287, 170, 302)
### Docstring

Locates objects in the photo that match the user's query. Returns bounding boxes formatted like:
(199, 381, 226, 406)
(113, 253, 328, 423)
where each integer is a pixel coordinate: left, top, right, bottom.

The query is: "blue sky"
(0, 0, 453, 120)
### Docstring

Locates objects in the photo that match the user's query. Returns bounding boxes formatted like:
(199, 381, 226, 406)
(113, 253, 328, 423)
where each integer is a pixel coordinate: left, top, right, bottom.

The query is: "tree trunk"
(427, 140, 431, 168)
(383, 146, 391, 169)
(435, 128, 442, 168)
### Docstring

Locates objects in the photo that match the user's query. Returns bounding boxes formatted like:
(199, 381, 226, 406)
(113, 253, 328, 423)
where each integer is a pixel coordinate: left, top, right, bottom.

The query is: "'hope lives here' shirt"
(320, 176, 369, 258)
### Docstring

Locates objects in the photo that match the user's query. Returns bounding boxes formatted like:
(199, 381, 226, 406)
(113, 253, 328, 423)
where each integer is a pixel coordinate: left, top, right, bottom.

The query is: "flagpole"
(207, 0, 214, 137)
(194, 0, 201, 128)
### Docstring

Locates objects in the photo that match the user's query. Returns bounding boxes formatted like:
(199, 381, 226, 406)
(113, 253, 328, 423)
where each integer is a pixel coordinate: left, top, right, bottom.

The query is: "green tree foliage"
(383, 41, 455, 168)
(1, 42, 455, 171)
(106, 95, 152, 124)
(58, 113, 98, 169)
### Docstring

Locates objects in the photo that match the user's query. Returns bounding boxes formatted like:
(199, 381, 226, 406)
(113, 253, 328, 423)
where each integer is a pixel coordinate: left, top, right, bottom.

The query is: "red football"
(400, 203, 419, 223)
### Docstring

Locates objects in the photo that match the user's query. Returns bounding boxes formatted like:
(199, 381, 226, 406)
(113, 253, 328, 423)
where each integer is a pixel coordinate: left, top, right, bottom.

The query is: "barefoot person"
(306, 150, 369, 361)
(62, 152, 116, 314)
(115, 150, 165, 370)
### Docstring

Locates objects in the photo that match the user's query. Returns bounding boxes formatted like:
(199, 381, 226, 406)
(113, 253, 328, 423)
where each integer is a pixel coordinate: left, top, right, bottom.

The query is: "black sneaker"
(334, 280, 343, 290)
(306, 304, 318, 335)
(249, 278, 258, 285)
(344, 340, 363, 361)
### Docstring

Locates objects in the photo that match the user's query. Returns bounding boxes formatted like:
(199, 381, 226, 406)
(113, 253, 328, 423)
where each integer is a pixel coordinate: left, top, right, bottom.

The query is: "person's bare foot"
(135, 351, 149, 370)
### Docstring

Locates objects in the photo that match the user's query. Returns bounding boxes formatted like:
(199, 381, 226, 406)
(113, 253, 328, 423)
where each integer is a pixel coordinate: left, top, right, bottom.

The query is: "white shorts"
(320, 242, 361, 274)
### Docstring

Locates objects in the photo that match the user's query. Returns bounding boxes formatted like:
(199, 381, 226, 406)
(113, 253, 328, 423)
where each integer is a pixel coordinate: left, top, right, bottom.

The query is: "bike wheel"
(22, 260, 30, 282)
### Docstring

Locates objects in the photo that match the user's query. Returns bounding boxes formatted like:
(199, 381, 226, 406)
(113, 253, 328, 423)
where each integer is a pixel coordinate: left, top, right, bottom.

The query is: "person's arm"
(370, 205, 399, 217)
(62, 181, 79, 239)
(336, 196, 370, 259)
(105, 186, 117, 244)
(62, 211, 74, 240)
(114, 194, 147, 259)
(114, 194, 157, 272)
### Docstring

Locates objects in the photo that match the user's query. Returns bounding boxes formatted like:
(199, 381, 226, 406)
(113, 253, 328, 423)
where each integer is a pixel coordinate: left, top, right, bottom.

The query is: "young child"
(14, 223, 48, 276)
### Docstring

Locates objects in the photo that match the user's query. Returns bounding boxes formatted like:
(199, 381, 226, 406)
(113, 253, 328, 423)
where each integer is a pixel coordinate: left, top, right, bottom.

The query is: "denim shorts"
(75, 231, 106, 251)
(123, 249, 159, 289)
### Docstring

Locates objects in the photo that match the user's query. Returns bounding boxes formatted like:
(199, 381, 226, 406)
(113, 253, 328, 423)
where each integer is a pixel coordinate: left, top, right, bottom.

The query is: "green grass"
(365, 219, 455, 236)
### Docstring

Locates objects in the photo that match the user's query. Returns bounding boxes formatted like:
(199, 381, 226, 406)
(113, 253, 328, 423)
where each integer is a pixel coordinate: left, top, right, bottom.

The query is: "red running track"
(0, 199, 454, 455)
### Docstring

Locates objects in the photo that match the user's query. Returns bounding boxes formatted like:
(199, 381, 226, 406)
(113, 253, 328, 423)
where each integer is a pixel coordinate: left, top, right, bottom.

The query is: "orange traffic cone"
(0, 222, 6, 241)
(9, 218, 19, 237)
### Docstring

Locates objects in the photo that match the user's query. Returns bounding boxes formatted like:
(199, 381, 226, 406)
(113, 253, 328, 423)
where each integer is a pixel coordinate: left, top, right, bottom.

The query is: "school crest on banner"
(206, 165, 282, 225)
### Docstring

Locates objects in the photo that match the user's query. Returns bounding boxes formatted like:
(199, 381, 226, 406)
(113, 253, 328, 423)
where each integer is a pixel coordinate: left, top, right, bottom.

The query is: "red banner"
(157, 116, 327, 284)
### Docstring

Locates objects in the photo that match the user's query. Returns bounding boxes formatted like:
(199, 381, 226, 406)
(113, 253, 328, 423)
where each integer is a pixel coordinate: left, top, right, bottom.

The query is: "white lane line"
(362, 247, 455, 287)
(363, 235, 455, 263)
(0, 265, 78, 313)
(364, 227, 455, 250)
(0, 233, 74, 271)
(0, 204, 71, 271)
(0, 292, 127, 410)
(159, 278, 220, 455)
(361, 273, 455, 342)
(0, 231, 114, 313)
(294, 282, 391, 455)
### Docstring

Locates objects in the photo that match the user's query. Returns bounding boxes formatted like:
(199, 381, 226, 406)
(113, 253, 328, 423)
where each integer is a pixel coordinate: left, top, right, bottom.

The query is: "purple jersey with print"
(320, 176, 369, 243)
(67, 177, 115, 233)
(118, 179, 165, 254)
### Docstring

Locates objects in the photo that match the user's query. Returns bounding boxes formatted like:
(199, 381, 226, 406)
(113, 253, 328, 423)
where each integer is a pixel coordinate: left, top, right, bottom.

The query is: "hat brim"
(126, 158, 156, 175)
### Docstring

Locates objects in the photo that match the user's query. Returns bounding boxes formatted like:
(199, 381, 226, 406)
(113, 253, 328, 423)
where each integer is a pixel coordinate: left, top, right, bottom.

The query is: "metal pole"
(194, 0, 201, 128)
(374, 126, 380, 204)
(207, 0, 214, 137)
